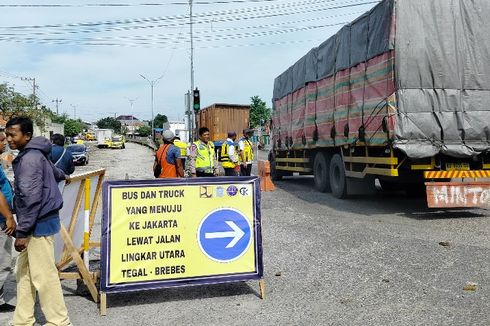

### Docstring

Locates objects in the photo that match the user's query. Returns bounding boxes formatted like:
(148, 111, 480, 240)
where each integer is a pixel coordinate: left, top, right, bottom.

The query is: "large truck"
(269, 0, 490, 208)
(197, 103, 250, 145)
(96, 129, 113, 148)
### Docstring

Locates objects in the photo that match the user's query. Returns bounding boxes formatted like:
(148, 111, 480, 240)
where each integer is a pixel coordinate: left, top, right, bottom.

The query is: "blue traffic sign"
(198, 208, 252, 262)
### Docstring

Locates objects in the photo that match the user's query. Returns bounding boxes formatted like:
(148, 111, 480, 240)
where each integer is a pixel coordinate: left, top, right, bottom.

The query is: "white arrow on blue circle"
(205, 221, 245, 248)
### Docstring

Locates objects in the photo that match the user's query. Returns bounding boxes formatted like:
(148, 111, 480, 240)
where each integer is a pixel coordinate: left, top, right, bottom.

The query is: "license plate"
(446, 163, 470, 171)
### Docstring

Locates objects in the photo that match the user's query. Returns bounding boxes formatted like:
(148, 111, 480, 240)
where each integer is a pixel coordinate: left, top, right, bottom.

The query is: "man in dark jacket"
(49, 133, 74, 175)
(6, 117, 72, 326)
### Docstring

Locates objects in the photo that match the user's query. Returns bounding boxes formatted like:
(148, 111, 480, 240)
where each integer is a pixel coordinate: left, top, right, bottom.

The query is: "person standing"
(219, 131, 240, 176)
(49, 133, 74, 175)
(188, 127, 219, 177)
(238, 128, 254, 176)
(0, 131, 16, 313)
(154, 130, 184, 178)
(6, 117, 72, 326)
(173, 135, 188, 168)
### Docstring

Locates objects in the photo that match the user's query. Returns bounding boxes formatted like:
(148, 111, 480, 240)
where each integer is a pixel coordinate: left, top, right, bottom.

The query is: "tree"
(153, 114, 168, 129)
(64, 119, 84, 137)
(0, 83, 49, 130)
(48, 113, 83, 137)
(96, 117, 122, 133)
(249, 96, 271, 128)
(136, 125, 151, 137)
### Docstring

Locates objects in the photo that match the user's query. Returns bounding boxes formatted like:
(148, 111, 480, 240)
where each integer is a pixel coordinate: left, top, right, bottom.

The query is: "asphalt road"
(1, 142, 489, 325)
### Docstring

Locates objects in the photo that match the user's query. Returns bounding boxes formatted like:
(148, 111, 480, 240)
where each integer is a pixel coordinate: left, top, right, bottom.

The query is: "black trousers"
(196, 171, 214, 177)
(240, 164, 252, 176)
(224, 168, 237, 176)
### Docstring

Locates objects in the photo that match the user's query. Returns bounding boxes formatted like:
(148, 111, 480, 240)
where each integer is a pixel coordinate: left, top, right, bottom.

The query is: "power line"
(0, 0, 290, 7)
(0, 20, 350, 45)
(28, 10, 362, 42)
(0, 0, 369, 31)
(0, 21, 348, 49)
(0, 0, 377, 45)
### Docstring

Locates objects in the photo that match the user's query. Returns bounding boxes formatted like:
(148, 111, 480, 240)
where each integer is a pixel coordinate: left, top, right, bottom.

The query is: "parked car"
(67, 144, 89, 165)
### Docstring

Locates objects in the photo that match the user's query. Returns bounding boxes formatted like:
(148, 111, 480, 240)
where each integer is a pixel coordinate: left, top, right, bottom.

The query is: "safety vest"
(174, 139, 188, 158)
(239, 137, 254, 163)
(156, 144, 177, 178)
(220, 140, 237, 168)
(194, 140, 215, 173)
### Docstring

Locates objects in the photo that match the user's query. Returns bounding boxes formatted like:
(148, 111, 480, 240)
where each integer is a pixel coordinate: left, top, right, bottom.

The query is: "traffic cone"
(258, 160, 275, 191)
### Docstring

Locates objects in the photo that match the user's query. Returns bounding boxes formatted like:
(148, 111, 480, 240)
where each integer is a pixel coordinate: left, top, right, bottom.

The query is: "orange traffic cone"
(258, 160, 275, 191)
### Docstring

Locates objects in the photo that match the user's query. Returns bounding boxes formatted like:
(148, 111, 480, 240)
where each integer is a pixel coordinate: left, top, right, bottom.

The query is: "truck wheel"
(329, 154, 347, 198)
(314, 152, 331, 192)
(269, 154, 282, 181)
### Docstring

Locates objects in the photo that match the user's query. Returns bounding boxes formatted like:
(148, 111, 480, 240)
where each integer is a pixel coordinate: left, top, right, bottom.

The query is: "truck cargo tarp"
(395, 0, 490, 158)
(272, 0, 490, 159)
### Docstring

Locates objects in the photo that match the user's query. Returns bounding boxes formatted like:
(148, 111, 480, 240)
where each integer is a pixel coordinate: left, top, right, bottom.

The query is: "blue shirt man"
(0, 131, 15, 313)
(49, 133, 74, 175)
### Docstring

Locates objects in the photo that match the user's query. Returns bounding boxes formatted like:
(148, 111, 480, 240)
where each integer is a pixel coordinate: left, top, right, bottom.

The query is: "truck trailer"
(270, 0, 490, 208)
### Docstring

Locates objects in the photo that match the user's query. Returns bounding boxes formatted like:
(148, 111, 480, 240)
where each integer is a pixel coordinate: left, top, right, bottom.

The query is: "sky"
(0, 0, 380, 123)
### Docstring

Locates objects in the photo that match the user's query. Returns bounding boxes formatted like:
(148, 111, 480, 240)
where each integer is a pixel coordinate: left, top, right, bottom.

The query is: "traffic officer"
(188, 127, 219, 177)
(238, 128, 254, 176)
(219, 131, 240, 176)
(173, 135, 188, 166)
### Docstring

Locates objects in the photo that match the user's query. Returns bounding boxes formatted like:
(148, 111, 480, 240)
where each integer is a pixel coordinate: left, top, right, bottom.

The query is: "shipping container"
(197, 103, 250, 144)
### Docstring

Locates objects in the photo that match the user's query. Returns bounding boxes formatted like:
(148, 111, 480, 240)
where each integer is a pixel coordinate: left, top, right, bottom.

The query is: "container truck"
(269, 0, 490, 208)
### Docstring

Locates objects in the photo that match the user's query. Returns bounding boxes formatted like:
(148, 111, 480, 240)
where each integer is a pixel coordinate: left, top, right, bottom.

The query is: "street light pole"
(140, 74, 163, 139)
(125, 97, 138, 137)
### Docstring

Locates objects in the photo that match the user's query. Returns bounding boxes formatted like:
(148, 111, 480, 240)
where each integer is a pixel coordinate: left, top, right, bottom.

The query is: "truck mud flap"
(426, 182, 490, 208)
(346, 177, 376, 196)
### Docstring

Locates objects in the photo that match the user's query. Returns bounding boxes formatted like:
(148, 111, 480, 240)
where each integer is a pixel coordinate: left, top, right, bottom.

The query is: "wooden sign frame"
(56, 169, 105, 303)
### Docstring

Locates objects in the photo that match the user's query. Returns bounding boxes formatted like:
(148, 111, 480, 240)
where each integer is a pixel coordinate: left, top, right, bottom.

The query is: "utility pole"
(140, 74, 163, 139)
(188, 0, 195, 140)
(52, 98, 62, 115)
(21, 77, 36, 109)
(185, 91, 191, 142)
(70, 104, 77, 119)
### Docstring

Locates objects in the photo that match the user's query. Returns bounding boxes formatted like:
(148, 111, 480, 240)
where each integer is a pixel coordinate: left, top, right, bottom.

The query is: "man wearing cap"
(219, 131, 240, 176)
(154, 130, 184, 178)
(188, 127, 219, 177)
(238, 128, 254, 176)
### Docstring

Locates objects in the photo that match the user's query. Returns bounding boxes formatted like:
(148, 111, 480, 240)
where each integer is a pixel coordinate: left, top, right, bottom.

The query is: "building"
(168, 120, 188, 141)
(116, 115, 147, 135)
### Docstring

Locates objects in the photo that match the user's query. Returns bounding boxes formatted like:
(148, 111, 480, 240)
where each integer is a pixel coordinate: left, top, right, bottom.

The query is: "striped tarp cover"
(273, 50, 396, 150)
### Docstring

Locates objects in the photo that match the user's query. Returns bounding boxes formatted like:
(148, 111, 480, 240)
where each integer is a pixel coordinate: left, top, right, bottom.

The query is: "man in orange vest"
(154, 130, 184, 178)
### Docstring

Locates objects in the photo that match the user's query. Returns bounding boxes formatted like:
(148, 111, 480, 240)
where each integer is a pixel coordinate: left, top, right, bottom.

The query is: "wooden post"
(100, 292, 107, 316)
(59, 225, 99, 303)
(259, 279, 265, 299)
